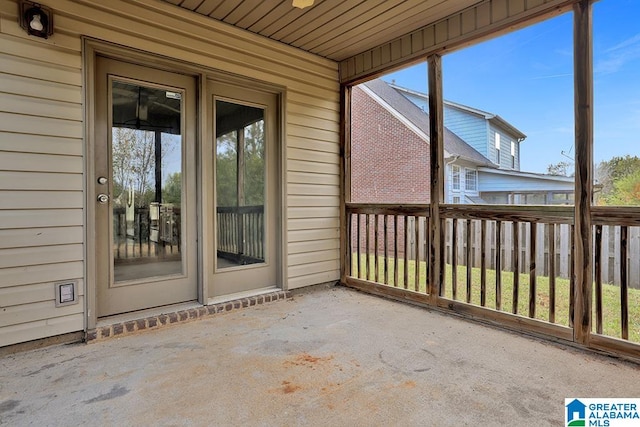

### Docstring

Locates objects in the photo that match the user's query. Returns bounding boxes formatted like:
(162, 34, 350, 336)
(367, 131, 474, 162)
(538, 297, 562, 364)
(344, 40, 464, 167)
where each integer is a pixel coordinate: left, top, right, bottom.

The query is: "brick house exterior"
(350, 79, 490, 260)
(350, 85, 430, 204)
(349, 78, 575, 268)
(350, 81, 442, 259)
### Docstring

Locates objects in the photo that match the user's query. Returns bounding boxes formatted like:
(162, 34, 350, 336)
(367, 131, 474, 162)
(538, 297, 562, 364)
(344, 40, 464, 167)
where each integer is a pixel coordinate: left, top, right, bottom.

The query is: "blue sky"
(383, 0, 639, 173)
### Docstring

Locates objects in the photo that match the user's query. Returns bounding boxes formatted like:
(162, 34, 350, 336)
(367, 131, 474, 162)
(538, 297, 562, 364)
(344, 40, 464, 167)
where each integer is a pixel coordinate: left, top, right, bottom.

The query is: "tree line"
(547, 155, 640, 206)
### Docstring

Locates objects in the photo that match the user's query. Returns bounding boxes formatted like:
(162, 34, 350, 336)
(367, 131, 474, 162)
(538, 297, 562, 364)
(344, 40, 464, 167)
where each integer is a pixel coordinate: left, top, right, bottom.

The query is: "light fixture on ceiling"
(19, 1, 53, 39)
(292, 0, 314, 9)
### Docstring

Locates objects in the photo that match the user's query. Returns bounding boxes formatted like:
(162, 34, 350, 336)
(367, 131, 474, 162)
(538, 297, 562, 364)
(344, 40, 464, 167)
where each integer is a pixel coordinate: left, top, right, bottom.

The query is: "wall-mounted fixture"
(292, 0, 314, 9)
(55, 281, 78, 307)
(19, 1, 53, 39)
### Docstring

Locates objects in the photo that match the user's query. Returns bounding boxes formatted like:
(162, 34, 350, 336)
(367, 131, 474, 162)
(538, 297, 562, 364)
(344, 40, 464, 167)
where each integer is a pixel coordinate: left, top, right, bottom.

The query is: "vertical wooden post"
(452, 218, 458, 300)
(415, 216, 420, 291)
(512, 221, 519, 314)
(594, 224, 602, 334)
(573, 0, 593, 344)
(529, 222, 537, 318)
(357, 214, 361, 279)
(466, 219, 472, 303)
(374, 214, 380, 283)
(548, 223, 556, 324)
(495, 220, 502, 311)
(340, 85, 351, 283)
(569, 224, 575, 328)
(384, 215, 389, 284)
(620, 226, 629, 340)
(424, 216, 430, 289)
(366, 213, 371, 281)
(403, 215, 409, 289)
(394, 215, 399, 287)
(428, 54, 444, 299)
(480, 220, 487, 307)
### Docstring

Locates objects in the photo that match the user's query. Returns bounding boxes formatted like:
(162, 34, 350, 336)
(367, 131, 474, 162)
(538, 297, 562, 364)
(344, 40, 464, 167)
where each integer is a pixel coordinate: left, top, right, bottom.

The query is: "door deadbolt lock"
(97, 194, 109, 204)
(97, 176, 108, 185)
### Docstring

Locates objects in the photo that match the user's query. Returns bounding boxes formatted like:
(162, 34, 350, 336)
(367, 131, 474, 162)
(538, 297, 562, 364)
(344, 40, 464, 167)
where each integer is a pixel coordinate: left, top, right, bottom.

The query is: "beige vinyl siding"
(0, 0, 340, 345)
(0, 1, 84, 346)
(285, 92, 341, 289)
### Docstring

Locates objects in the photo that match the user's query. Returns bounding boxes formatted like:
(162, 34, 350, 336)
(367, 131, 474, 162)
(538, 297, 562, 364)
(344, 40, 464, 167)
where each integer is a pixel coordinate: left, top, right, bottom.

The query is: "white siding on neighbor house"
(478, 171, 574, 192)
(510, 138, 520, 170)
(489, 125, 520, 170)
(0, 0, 340, 347)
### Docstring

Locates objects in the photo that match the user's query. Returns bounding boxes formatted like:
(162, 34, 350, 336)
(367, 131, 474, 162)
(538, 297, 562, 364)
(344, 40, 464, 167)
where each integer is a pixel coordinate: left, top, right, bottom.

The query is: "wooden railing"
(346, 203, 640, 357)
(113, 206, 181, 260)
(440, 205, 575, 327)
(591, 207, 640, 342)
(348, 204, 430, 292)
(217, 205, 264, 264)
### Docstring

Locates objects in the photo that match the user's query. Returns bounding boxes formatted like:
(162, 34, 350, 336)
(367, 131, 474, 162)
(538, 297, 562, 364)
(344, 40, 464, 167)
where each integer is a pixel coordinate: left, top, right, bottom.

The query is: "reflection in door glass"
(111, 81, 183, 282)
(216, 100, 265, 268)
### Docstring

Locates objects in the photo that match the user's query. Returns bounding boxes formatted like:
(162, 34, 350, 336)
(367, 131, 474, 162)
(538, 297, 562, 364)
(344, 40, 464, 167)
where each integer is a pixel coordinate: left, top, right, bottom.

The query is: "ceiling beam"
(340, 0, 578, 84)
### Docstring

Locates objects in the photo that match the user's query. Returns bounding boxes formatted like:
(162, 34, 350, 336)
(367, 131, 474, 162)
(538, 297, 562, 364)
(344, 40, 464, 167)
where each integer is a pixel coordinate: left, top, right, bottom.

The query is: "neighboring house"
(477, 168, 574, 204)
(351, 79, 491, 204)
(352, 79, 574, 205)
(393, 84, 526, 171)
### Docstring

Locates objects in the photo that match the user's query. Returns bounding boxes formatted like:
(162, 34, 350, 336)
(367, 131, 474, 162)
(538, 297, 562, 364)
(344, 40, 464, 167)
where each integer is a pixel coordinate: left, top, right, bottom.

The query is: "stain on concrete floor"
(1, 285, 638, 426)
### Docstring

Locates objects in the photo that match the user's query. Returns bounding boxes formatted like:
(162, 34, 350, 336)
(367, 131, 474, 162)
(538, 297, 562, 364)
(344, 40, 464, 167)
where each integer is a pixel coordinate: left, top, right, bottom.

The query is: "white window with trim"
(465, 168, 477, 192)
(452, 165, 460, 192)
(510, 140, 516, 169)
(495, 133, 501, 165)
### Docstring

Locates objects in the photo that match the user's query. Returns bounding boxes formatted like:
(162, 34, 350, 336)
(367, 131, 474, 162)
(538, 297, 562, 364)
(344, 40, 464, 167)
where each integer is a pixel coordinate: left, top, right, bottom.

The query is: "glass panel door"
(95, 57, 197, 317)
(111, 81, 184, 282)
(215, 100, 265, 269)
(208, 81, 279, 297)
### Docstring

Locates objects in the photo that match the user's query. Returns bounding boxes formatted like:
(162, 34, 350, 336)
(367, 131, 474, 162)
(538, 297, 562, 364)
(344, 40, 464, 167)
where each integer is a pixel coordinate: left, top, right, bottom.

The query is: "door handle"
(97, 194, 109, 204)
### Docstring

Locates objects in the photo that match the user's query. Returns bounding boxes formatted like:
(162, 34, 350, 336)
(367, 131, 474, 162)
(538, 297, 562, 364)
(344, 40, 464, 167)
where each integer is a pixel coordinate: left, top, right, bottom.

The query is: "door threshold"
(96, 301, 201, 328)
(87, 288, 289, 342)
(207, 286, 280, 305)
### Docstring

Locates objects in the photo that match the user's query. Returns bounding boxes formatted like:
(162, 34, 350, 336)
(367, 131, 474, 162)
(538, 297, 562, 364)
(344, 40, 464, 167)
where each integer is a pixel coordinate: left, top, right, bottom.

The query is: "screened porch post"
(340, 85, 351, 283)
(573, 0, 593, 345)
(428, 54, 444, 298)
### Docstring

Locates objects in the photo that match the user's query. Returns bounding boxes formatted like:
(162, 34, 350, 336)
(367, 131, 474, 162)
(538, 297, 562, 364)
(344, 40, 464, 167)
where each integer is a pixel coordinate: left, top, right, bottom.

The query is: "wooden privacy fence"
(440, 205, 576, 325)
(216, 205, 264, 264)
(444, 217, 640, 290)
(345, 203, 640, 352)
(591, 206, 640, 341)
(350, 205, 640, 289)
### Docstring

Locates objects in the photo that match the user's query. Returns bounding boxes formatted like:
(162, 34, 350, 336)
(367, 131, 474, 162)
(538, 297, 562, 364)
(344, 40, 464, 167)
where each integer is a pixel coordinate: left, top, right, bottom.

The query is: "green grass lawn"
(351, 253, 640, 343)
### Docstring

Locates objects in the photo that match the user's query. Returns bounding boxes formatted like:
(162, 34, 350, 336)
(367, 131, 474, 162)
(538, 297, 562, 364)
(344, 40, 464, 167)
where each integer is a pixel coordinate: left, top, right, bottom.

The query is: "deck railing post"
(573, 0, 593, 345)
(428, 54, 444, 300)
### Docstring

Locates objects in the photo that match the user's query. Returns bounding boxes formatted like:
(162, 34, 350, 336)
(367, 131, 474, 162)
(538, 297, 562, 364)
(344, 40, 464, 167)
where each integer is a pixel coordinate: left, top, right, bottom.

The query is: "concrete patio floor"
(1, 284, 638, 426)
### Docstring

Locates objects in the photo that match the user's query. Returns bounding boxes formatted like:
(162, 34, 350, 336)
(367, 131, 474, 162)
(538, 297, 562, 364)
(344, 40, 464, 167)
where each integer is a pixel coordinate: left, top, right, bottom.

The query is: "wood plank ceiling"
(161, 0, 481, 62)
